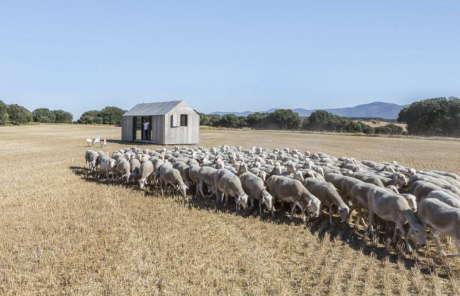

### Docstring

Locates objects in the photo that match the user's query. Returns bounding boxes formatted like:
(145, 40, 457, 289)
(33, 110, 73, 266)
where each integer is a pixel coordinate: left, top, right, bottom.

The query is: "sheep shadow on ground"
(185, 194, 306, 225)
(305, 215, 450, 278)
(69, 165, 449, 278)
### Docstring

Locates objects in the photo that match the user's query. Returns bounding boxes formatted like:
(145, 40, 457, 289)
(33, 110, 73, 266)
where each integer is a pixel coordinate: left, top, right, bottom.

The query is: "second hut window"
(180, 114, 188, 126)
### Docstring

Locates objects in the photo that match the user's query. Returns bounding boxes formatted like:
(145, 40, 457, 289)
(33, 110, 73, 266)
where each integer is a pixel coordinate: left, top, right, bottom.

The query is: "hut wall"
(150, 115, 165, 144)
(163, 108, 199, 145)
(121, 116, 133, 142)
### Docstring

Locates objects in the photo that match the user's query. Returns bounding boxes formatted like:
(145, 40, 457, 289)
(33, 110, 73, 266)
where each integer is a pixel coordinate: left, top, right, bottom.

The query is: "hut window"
(170, 115, 174, 127)
(180, 114, 188, 126)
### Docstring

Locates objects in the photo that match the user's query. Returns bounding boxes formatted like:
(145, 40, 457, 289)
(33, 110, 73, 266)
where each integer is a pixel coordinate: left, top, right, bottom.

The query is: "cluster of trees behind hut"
(1, 97, 459, 138)
(77, 107, 126, 125)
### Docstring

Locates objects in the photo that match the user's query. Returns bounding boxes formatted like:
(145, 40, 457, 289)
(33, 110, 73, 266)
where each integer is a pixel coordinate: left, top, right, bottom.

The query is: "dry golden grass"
(0, 124, 459, 295)
(353, 120, 408, 131)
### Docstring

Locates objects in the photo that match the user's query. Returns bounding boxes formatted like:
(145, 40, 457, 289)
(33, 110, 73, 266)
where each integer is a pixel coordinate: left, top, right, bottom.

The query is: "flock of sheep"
(85, 145, 460, 258)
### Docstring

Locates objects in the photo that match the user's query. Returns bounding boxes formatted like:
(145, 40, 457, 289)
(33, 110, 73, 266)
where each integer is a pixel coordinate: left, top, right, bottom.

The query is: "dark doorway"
(142, 116, 152, 141)
(133, 116, 152, 141)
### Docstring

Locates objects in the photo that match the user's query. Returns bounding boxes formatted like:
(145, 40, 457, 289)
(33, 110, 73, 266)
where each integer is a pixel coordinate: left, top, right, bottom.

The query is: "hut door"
(141, 116, 152, 141)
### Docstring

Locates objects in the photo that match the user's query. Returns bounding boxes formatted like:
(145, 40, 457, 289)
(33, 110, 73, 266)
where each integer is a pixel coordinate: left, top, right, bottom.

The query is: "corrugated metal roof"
(123, 100, 184, 116)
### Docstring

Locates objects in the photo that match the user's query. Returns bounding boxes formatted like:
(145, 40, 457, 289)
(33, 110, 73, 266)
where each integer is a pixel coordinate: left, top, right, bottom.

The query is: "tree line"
(0, 100, 73, 125)
(200, 109, 405, 135)
(0, 100, 126, 126)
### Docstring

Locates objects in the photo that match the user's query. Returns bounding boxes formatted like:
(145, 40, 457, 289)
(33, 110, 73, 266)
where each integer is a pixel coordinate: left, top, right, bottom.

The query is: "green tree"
(304, 110, 343, 131)
(246, 112, 268, 128)
(217, 114, 242, 128)
(78, 110, 101, 124)
(199, 113, 221, 126)
(53, 110, 73, 123)
(0, 100, 9, 125)
(33, 108, 56, 123)
(198, 112, 209, 125)
(7, 104, 32, 124)
(398, 97, 460, 136)
(267, 109, 301, 129)
(99, 106, 125, 125)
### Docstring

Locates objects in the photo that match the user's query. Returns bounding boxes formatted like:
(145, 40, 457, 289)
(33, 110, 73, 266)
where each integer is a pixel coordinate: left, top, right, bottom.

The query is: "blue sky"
(1, 0, 459, 119)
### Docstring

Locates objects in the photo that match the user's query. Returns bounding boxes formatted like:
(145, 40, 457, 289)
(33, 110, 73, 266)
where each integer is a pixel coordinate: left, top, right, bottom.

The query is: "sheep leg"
(433, 231, 448, 257)
(357, 208, 368, 228)
(248, 197, 253, 210)
(297, 202, 307, 223)
(392, 224, 399, 244)
(367, 210, 375, 239)
(160, 181, 164, 197)
(446, 238, 460, 257)
(198, 182, 205, 199)
(194, 182, 200, 198)
(212, 184, 219, 200)
(169, 184, 174, 197)
(86, 164, 91, 178)
(216, 191, 223, 208)
(166, 183, 171, 196)
(347, 206, 354, 224)
(290, 203, 297, 218)
(177, 184, 182, 198)
(203, 183, 214, 199)
(328, 206, 334, 225)
(259, 199, 263, 217)
(171, 184, 176, 198)
(181, 185, 187, 199)
(396, 222, 414, 253)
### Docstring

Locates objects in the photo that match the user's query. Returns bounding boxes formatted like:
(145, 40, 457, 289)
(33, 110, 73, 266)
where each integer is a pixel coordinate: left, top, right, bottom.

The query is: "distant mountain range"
(211, 101, 405, 120)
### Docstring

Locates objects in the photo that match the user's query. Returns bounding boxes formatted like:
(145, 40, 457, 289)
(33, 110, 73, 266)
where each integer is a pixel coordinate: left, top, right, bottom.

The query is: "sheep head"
(306, 195, 321, 219)
(236, 193, 249, 211)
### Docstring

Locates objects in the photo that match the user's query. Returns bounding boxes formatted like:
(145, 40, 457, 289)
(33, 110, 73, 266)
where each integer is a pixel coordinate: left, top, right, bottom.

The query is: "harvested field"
(0, 124, 460, 295)
(353, 120, 408, 131)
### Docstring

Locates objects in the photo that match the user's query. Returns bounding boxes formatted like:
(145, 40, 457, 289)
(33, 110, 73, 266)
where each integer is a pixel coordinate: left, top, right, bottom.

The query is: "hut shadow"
(106, 139, 195, 147)
(106, 139, 152, 146)
(70, 165, 446, 278)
